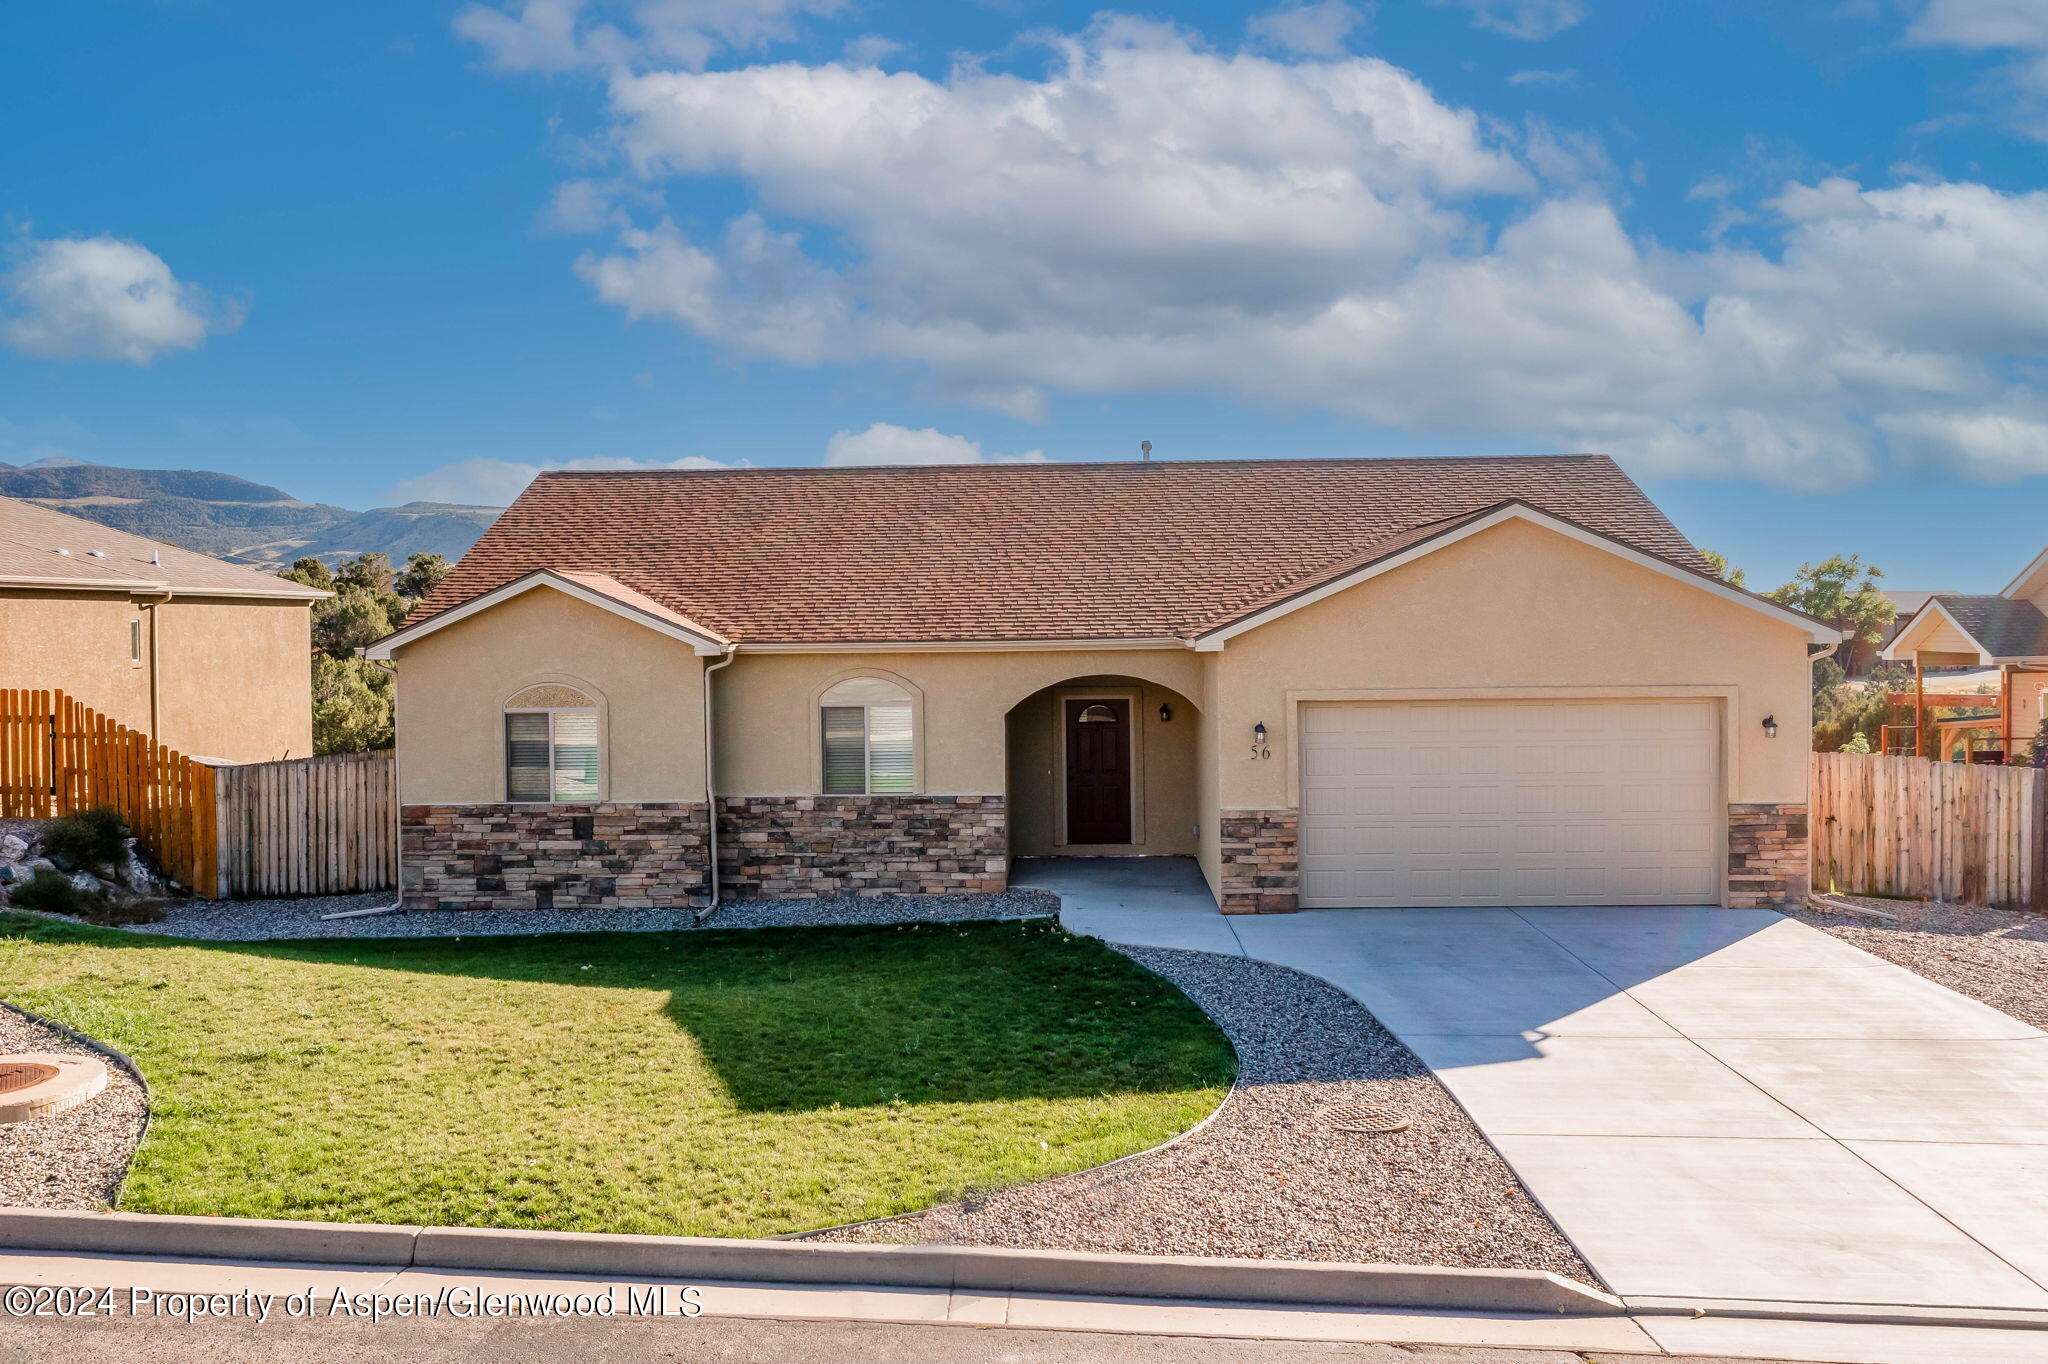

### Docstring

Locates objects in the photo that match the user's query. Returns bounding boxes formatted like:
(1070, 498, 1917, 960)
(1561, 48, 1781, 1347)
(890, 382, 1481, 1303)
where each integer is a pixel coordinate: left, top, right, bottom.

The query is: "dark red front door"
(1065, 699, 1132, 845)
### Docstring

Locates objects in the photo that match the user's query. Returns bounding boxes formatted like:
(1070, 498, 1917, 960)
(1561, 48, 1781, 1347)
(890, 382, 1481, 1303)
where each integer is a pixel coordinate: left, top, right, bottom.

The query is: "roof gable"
(1192, 502, 1839, 647)
(368, 568, 729, 659)
(408, 454, 1721, 647)
(1883, 594, 2048, 664)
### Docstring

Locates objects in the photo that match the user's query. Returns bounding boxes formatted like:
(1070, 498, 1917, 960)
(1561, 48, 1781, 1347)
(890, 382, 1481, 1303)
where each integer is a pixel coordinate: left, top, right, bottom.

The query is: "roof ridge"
(532, 453, 1617, 480)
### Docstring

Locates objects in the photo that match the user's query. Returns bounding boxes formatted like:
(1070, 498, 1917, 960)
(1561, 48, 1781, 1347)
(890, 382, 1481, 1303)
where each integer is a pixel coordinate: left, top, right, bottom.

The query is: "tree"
(311, 655, 393, 755)
(396, 552, 449, 601)
(279, 557, 332, 592)
(1768, 554, 1894, 647)
(335, 552, 395, 594)
(1701, 550, 1745, 588)
(280, 551, 462, 752)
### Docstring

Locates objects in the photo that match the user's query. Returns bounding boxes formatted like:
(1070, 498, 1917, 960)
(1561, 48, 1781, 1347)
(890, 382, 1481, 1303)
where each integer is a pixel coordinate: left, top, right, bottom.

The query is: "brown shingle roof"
(410, 455, 1708, 645)
(0, 494, 327, 600)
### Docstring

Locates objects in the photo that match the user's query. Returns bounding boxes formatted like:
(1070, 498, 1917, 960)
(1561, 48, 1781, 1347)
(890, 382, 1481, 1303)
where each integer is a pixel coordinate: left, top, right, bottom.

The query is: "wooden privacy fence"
(0, 688, 218, 894)
(1811, 751, 2048, 908)
(212, 751, 396, 899)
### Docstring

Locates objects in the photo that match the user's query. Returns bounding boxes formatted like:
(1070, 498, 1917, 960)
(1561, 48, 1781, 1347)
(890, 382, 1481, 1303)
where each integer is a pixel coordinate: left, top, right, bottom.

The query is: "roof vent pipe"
(1140, 440, 1152, 462)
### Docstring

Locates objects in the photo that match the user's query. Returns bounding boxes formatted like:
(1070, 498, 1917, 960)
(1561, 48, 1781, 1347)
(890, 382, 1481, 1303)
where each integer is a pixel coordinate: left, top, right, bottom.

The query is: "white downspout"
(700, 648, 737, 921)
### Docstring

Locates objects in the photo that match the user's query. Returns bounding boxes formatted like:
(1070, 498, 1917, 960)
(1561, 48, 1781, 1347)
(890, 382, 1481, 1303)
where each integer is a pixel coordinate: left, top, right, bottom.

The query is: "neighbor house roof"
(1884, 593, 2048, 664)
(400, 455, 1822, 648)
(0, 494, 328, 600)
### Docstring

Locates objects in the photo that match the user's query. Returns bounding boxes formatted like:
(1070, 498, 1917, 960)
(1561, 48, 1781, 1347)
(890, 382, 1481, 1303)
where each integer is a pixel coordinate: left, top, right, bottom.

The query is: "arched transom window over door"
(505, 684, 600, 802)
(819, 677, 915, 794)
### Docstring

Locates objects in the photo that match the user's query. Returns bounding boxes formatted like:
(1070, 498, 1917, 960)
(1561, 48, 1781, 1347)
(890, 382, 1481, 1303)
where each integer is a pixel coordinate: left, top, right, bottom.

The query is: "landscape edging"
(0, 1207, 1623, 1316)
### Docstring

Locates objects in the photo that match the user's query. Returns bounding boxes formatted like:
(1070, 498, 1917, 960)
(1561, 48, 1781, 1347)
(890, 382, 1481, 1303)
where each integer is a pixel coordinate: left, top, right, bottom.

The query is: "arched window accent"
(820, 677, 914, 794)
(1076, 703, 1118, 723)
(505, 684, 600, 802)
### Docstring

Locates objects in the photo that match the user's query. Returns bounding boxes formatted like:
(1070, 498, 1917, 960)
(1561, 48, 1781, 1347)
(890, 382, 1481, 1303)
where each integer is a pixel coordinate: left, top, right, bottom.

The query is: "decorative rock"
(0, 834, 28, 861)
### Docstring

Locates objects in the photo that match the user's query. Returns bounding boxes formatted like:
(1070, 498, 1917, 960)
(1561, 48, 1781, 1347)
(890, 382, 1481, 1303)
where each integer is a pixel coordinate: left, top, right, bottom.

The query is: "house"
(1881, 553, 2048, 761)
(0, 493, 327, 762)
(369, 455, 1834, 915)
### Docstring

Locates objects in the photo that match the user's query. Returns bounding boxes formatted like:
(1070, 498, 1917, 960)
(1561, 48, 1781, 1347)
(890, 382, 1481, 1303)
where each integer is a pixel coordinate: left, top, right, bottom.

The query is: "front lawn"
(0, 915, 1233, 1236)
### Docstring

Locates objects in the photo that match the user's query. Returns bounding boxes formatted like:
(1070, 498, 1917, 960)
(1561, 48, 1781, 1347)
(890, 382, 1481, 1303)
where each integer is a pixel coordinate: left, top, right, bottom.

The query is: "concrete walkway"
(1022, 857, 2048, 1317)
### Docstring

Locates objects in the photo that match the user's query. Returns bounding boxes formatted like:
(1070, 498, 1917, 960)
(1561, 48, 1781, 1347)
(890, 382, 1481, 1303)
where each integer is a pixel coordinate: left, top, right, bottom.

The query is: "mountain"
(0, 461, 503, 568)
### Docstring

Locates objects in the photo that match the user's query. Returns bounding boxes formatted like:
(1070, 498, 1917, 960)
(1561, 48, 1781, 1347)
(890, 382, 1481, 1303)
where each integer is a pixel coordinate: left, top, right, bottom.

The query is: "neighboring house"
(1882, 555, 2048, 761)
(370, 456, 1834, 915)
(0, 493, 327, 762)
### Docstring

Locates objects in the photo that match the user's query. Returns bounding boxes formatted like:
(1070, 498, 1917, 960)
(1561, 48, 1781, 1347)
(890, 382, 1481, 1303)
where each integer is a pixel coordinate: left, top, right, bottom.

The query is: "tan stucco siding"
(1209, 518, 1813, 810)
(391, 586, 707, 804)
(0, 588, 312, 764)
(710, 649, 1204, 797)
(152, 596, 315, 762)
(1005, 679, 1199, 857)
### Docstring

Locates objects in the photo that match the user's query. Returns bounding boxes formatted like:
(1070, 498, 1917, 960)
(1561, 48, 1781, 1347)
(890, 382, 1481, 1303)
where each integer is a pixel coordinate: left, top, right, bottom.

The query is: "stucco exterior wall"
(0, 588, 312, 763)
(708, 649, 1204, 797)
(391, 586, 707, 805)
(1005, 678, 1199, 857)
(1208, 518, 1814, 812)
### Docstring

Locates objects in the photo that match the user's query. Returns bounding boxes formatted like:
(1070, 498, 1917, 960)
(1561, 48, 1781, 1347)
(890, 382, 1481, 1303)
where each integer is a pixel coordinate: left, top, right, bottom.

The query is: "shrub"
(39, 806, 130, 871)
(9, 867, 101, 916)
(6, 867, 162, 926)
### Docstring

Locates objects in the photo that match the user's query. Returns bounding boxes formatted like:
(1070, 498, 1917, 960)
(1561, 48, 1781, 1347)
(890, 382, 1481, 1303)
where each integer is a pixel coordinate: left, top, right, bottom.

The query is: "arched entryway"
(1004, 675, 1201, 859)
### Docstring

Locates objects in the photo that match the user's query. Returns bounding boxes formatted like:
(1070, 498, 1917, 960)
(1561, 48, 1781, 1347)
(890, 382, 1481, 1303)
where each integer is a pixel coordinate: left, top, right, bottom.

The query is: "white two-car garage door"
(1298, 699, 1720, 908)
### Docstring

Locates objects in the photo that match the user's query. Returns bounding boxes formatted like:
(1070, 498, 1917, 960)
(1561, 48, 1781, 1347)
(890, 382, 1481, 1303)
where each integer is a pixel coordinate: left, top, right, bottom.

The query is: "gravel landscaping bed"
(0, 1005, 147, 1211)
(1788, 896, 2048, 1031)
(806, 946, 1596, 1280)
(115, 888, 1058, 940)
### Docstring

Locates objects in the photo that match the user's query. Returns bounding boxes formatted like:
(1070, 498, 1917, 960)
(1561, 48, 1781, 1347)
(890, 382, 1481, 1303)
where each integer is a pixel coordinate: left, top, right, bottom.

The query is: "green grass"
(0, 914, 1233, 1236)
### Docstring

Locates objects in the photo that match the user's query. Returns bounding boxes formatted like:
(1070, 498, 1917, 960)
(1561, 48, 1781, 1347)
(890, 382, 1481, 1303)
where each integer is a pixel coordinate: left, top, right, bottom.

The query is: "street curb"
(0, 1208, 1623, 1316)
(0, 1209, 420, 1267)
(1624, 1294, 2048, 1332)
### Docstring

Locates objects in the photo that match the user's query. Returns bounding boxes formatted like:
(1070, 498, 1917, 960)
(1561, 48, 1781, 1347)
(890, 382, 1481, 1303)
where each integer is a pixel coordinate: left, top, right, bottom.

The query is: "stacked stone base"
(717, 795, 1006, 899)
(1727, 802, 1810, 908)
(401, 803, 711, 911)
(1219, 809, 1299, 914)
(402, 795, 1008, 910)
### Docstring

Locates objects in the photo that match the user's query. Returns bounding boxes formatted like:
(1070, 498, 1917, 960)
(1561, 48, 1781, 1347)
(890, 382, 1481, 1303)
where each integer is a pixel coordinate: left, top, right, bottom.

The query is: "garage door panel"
(1299, 699, 1721, 908)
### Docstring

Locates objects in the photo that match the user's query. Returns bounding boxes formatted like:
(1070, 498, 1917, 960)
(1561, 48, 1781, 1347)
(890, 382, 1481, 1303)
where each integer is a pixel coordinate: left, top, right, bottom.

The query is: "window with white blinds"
(819, 677, 915, 795)
(505, 708, 600, 802)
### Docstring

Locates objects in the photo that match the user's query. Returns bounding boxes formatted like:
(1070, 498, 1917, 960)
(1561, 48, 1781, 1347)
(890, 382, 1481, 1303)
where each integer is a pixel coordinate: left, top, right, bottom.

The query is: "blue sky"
(6, 0, 2048, 592)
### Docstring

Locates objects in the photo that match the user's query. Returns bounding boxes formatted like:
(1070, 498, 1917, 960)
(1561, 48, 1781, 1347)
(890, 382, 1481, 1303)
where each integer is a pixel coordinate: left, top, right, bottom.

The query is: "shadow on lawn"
(0, 914, 1236, 1114)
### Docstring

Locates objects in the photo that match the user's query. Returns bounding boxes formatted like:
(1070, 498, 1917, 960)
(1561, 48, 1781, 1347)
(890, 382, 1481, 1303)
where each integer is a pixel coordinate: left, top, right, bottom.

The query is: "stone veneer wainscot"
(717, 794, 1006, 899)
(1726, 802, 1809, 909)
(401, 802, 710, 911)
(1219, 809, 1299, 914)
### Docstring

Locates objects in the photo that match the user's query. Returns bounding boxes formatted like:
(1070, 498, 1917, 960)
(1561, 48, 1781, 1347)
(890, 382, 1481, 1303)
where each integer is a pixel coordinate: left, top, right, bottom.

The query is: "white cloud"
(385, 453, 738, 506)
(1880, 408, 2048, 481)
(456, 0, 845, 73)
(823, 423, 1045, 466)
(1506, 68, 1578, 86)
(1434, 0, 1588, 42)
(1248, 1, 1368, 57)
(502, 16, 2048, 490)
(1906, 0, 2048, 138)
(841, 34, 901, 67)
(2, 234, 237, 364)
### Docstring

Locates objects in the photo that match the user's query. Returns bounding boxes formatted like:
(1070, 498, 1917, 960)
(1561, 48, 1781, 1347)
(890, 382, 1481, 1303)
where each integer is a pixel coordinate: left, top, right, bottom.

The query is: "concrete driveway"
(1022, 857, 2048, 1315)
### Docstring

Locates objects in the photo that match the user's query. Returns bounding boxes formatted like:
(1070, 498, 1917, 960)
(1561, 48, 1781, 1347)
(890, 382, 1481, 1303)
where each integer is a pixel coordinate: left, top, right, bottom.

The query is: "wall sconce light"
(1159, 703, 1173, 722)
(1762, 715, 1779, 739)
(1252, 721, 1270, 759)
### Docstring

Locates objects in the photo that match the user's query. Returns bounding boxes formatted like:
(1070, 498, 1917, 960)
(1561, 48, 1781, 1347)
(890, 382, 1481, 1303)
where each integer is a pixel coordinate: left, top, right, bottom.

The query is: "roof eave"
(1191, 501, 1839, 647)
(366, 568, 729, 660)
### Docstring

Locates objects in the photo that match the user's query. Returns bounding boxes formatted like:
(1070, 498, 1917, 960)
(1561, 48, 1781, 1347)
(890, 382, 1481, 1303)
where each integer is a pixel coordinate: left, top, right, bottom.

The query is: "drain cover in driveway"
(1319, 1102, 1412, 1134)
